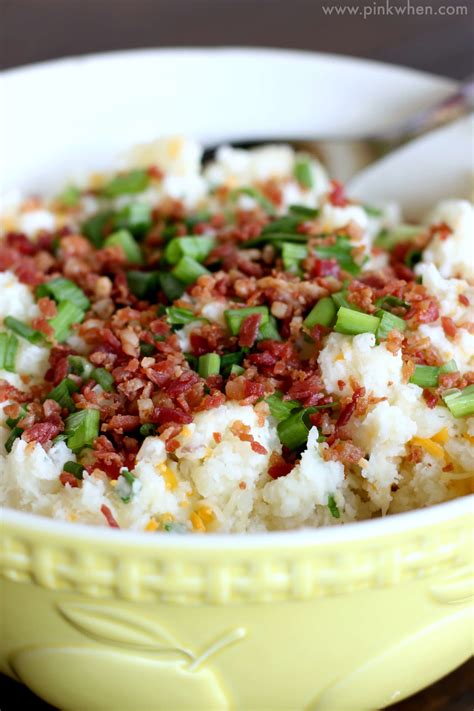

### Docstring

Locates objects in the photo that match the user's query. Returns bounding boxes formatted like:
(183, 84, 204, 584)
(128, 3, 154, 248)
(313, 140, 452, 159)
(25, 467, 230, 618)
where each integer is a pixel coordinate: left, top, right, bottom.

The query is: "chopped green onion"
(164, 522, 187, 533)
(331, 291, 357, 310)
(375, 224, 423, 250)
(126, 270, 161, 299)
(5, 426, 23, 453)
(304, 297, 337, 330)
(116, 468, 142, 503)
(102, 169, 150, 197)
(375, 295, 410, 310)
(49, 301, 85, 343)
(82, 211, 113, 248)
(36, 277, 90, 311)
(185, 210, 212, 229)
(262, 216, 302, 234)
(242, 231, 309, 248)
(113, 203, 152, 237)
(362, 204, 383, 217)
(376, 310, 406, 341)
(277, 408, 314, 450)
(139, 423, 156, 437)
(198, 353, 221, 378)
(230, 364, 245, 376)
(314, 235, 362, 276)
(140, 341, 155, 356)
(0, 333, 19, 372)
(224, 306, 269, 336)
(266, 392, 300, 423)
(410, 365, 440, 388)
(104, 229, 143, 264)
(6, 406, 26, 429)
(68, 355, 94, 378)
(294, 157, 314, 189)
(327, 494, 340, 519)
(289, 204, 319, 218)
(65, 408, 100, 451)
(439, 359, 458, 375)
(164, 236, 214, 265)
(91, 367, 114, 391)
(184, 353, 198, 370)
(258, 315, 282, 341)
(57, 185, 81, 207)
(46, 378, 79, 411)
(4, 316, 45, 345)
(443, 385, 474, 418)
(63, 461, 84, 480)
(334, 307, 380, 336)
(230, 187, 276, 215)
(405, 249, 422, 269)
(172, 256, 210, 285)
(282, 242, 308, 273)
(220, 351, 245, 375)
(166, 306, 198, 326)
(158, 272, 186, 300)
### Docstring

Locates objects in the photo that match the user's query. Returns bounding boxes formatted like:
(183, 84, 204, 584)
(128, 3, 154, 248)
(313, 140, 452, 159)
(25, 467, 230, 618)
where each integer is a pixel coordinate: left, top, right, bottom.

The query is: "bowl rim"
(0, 47, 470, 548)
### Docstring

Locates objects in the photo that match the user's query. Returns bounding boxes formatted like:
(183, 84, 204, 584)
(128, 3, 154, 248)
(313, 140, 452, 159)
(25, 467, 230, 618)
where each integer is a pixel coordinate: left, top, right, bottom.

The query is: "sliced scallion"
(230, 186, 276, 215)
(57, 185, 81, 207)
(165, 236, 214, 265)
(304, 297, 337, 330)
(63, 461, 85, 480)
(327, 494, 340, 518)
(258, 315, 282, 341)
(334, 307, 380, 336)
(314, 235, 362, 276)
(224, 306, 269, 336)
(4, 316, 45, 345)
(139, 423, 156, 437)
(104, 229, 143, 264)
(376, 310, 406, 341)
(82, 210, 113, 248)
(49, 301, 85, 343)
(439, 359, 458, 375)
(443, 385, 474, 418)
(36, 277, 90, 311)
(5, 426, 23, 453)
(102, 169, 150, 197)
(277, 408, 314, 450)
(409, 365, 440, 388)
(289, 204, 319, 218)
(230, 364, 245, 376)
(374, 224, 423, 250)
(68, 355, 94, 378)
(282, 242, 308, 273)
(126, 270, 161, 299)
(294, 157, 314, 189)
(166, 306, 198, 326)
(46, 378, 79, 411)
(159, 272, 186, 300)
(198, 353, 221, 378)
(91, 368, 115, 391)
(262, 216, 302, 234)
(266, 392, 300, 423)
(0, 333, 19, 372)
(65, 408, 100, 451)
(220, 351, 245, 375)
(113, 202, 152, 237)
(172, 256, 210, 285)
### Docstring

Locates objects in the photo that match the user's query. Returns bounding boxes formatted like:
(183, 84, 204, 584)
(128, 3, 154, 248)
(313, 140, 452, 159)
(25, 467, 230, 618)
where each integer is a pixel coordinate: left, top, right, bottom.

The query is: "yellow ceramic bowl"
(1, 498, 473, 710)
(1, 49, 473, 710)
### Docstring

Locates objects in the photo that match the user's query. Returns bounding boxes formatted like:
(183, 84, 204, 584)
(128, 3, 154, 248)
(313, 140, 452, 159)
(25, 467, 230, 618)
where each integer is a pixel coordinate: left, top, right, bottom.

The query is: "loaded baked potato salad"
(0, 137, 472, 532)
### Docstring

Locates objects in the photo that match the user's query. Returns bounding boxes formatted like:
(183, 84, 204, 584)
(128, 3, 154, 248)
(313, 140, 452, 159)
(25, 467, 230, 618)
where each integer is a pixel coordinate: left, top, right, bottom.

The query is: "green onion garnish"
(230, 186, 276, 215)
(304, 297, 337, 330)
(68, 355, 94, 378)
(266, 392, 300, 423)
(82, 211, 113, 248)
(289, 204, 319, 218)
(282, 242, 308, 273)
(442, 385, 474, 418)
(198, 353, 221, 378)
(294, 157, 314, 189)
(5, 426, 23, 453)
(172, 256, 210, 285)
(230, 364, 245, 376)
(102, 169, 150, 197)
(6, 406, 26, 429)
(334, 307, 380, 336)
(375, 295, 410, 310)
(140, 341, 155, 356)
(49, 301, 85, 343)
(139, 423, 156, 437)
(220, 351, 245, 375)
(0, 333, 19, 372)
(277, 408, 314, 450)
(440, 359, 458, 375)
(46, 378, 79, 411)
(65, 408, 100, 451)
(36, 277, 90, 311)
(91, 367, 114, 391)
(116, 468, 142, 503)
(4, 316, 45, 345)
(113, 202, 152, 237)
(258, 315, 282, 341)
(327, 494, 340, 518)
(164, 236, 214, 265)
(224, 306, 269, 336)
(57, 185, 81, 207)
(362, 204, 383, 217)
(166, 306, 198, 326)
(374, 224, 423, 250)
(158, 273, 186, 300)
(242, 231, 309, 248)
(63, 461, 84, 480)
(126, 270, 161, 299)
(104, 229, 143, 264)
(314, 235, 362, 276)
(262, 216, 302, 234)
(376, 310, 406, 341)
(410, 360, 458, 388)
(331, 291, 357, 310)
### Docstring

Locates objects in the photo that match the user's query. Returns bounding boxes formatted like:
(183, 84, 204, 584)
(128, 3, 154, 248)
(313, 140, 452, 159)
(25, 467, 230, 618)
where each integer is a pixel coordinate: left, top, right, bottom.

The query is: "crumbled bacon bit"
(441, 316, 457, 338)
(100, 504, 120, 528)
(59, 472, 80, 488)
(238, 313, 262, 348)
(268, 461, 294, 479)
(22, 421, 62, 444)
(423, 389, 439, 408)
(328, 180, 348, 207)
(213, 432, 222, 444)
(458, 294, 469, 306)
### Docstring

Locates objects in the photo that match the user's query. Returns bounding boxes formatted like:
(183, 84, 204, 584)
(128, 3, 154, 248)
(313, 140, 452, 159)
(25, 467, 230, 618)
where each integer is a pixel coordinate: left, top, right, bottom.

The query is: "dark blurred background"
(0, 0, 473, 77)
(0, 1, 473, 709)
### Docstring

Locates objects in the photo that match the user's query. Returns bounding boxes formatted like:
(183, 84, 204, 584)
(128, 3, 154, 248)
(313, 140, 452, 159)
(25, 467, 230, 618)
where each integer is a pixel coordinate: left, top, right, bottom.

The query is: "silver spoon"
(202, 76, 474, 182)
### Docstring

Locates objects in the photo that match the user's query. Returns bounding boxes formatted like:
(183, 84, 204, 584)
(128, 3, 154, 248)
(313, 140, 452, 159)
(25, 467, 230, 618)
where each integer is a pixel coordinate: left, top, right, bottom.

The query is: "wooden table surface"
(0, 1, 473, 709)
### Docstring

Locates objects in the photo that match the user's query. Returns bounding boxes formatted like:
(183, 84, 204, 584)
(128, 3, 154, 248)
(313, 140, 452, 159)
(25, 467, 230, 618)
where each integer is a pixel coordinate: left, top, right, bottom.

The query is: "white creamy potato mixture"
(0, 137, 472, 532)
